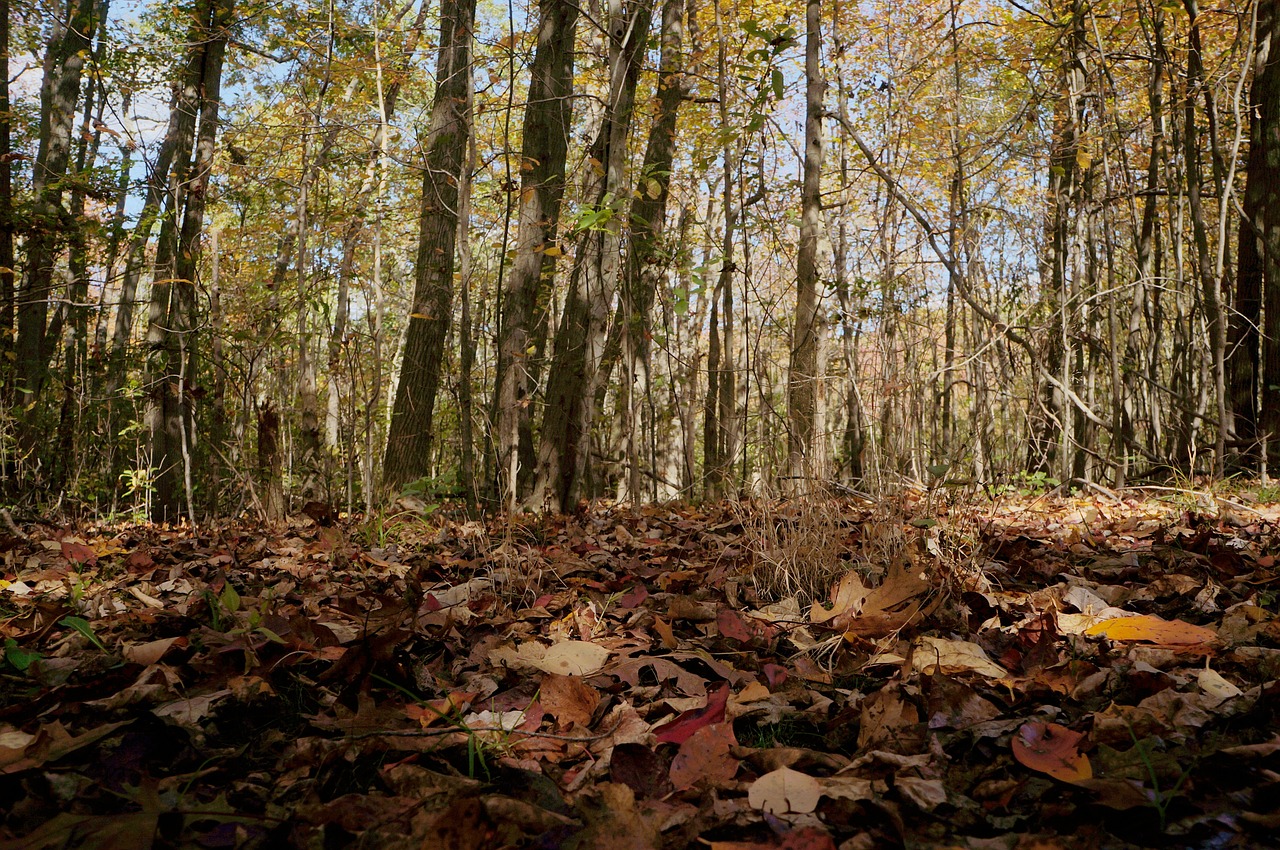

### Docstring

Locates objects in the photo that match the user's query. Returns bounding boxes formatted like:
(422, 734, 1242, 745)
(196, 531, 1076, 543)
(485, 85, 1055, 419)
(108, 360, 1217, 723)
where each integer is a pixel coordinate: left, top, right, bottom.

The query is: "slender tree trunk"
(383, 0, 476, 492)
(147, 0, 235, 522)
(787, 0, 826, 488)
(1232, 1, 1273, 470)
(14, 0, 99, 409)
(1182, 0, 1227, 477)
(617, 0, 685, 502)
(527, 0, 653, 511)
(0, 0, 15, 395)
(493, 0, 579, 508)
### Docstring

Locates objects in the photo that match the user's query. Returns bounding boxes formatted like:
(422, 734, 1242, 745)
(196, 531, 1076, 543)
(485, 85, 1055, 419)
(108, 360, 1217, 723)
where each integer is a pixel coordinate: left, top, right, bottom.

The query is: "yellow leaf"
(1083, 614, 1215, 645)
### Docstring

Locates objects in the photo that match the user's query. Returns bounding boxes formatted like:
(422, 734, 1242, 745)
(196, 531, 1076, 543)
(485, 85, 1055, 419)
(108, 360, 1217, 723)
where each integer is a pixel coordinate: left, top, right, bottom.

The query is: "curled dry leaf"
(810, 571, 868, 624)
(912, 636, 1008, 679)
(1011, 721, 1092, 784)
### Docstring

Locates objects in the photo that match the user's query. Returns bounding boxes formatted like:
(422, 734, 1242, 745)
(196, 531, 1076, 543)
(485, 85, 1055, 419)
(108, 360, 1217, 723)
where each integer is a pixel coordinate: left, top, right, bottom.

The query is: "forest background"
(3, 0, 1277, 521)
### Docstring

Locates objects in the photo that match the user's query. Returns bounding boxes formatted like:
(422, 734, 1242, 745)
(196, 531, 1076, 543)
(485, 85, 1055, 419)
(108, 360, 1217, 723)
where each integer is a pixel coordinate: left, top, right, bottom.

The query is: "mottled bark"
(383, 0, 476, 491)
(147, 0, 235, 522)
(493, 0, 579, 507)
(527, 0, 653, 511)
(14, 0, 99, 407)
(787, 0, 826, 486)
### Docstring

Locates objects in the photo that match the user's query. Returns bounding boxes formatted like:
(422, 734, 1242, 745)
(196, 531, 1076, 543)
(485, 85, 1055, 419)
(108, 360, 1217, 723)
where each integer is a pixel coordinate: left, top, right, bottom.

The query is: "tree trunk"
(527, 0, 653, 512)
(493, 0, 580, 508)
(787, 0, 826, 488)
(382, 0, 476, 492)
(146, 0, 235, 522)
(0, 0, 15, 394)
(619, 0, 685, 502)
(1232, 0, 1276, 470)
(14, 0, 99, 408)
(1181, 0, 1226, 477)
(1246, 0, 1280, 472)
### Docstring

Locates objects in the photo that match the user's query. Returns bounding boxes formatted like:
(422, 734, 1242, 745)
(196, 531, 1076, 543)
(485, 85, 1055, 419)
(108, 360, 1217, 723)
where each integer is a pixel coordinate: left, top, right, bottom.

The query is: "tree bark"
(1244, 0, 1280, 472)
(527, 0, 653, 512)
(787, 0, 826, 487)
(1232, 0, 1276, 470)
(619, 0, 685, 502)
(0, 0, 15, 393)
(382, 0, 476, 492)
(14, 0, 99, 408)
(146, 0, 235, 522)
(493, 0, 580, 508)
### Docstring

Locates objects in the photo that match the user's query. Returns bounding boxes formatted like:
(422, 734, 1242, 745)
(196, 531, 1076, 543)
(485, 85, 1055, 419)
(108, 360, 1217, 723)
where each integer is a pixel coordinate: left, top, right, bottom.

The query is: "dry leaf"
(747, 766, 823, 814)
(1084, 614, 1216, 646)
(1011, 721, 1092, 783)
(669, 722, 738, 790)
(810, 571, 868, 624)
(913, 636, 1007, 679)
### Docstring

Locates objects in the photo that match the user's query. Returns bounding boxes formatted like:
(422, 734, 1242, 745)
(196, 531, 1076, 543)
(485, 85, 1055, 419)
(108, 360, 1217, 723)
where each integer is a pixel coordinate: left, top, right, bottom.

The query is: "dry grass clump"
(744, 488, 990, 613)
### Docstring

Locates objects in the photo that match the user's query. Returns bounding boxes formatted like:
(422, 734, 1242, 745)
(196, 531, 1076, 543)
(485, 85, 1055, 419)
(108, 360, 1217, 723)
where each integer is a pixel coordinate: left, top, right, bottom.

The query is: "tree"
(492, 0, 580, 508)
(382, 0, 477, 492)
(13, 0, 100, 410)
(145, 0, 236, 522)
(787, 0, 826, 488)
(1241, 0, 1280, 471)
(527, 0, 654, 511)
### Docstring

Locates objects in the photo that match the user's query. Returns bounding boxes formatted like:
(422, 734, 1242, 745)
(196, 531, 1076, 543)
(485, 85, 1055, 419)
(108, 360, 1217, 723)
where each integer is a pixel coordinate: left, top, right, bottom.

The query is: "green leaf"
(59, 616, 107, 652)
(772, 69, 784, 101)
(220, 583, 241, 614)
(4, 638, 42, 672)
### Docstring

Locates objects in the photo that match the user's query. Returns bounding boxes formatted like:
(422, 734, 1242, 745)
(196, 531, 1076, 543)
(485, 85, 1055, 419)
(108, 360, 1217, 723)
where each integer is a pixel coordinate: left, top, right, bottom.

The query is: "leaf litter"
(1, 493, 1280, 848)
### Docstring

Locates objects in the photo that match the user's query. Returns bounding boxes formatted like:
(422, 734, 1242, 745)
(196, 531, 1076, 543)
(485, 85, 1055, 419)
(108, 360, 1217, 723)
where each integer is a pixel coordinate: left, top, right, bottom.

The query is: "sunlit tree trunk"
(527, 0, 653, 511)
(0, 0, 15, 395)
(14, 0, 98, 410)
(383, 0, 476, 492)
(787, 0, 826, 489)
(493, 0, 579, 508)
(616, 0, 685, 503)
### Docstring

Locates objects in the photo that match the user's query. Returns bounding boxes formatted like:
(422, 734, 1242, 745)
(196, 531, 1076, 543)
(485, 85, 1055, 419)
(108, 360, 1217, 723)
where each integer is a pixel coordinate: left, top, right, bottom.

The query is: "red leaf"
(61, 541, 97, 567)
(717, 608, 753, 643)
(654, 682, 730, 744)
(763, 664, 788, 690)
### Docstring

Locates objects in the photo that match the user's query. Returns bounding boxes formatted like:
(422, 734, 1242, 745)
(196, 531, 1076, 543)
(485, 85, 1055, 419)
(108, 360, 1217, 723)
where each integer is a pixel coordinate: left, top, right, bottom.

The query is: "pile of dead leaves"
(2, 492, 1280, 849)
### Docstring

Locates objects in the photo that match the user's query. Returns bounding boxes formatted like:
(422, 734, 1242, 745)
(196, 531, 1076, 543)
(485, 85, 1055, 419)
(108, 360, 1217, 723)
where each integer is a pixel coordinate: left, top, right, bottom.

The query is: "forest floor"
(2, 488, 1280, 849)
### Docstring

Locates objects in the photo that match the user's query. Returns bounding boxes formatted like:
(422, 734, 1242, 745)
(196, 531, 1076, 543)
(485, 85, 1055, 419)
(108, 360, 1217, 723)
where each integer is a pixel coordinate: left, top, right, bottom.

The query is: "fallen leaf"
(1084, 614, 1216, 646)
(1011, 721, 1092, 783)
(913, 636, 1008, 679)
(654, 682, 729, 745)
(747, 766, 822, 815)
(541, 672, 600, 729)
(669, 722, 738, 790)
(810, 571, 868, 623)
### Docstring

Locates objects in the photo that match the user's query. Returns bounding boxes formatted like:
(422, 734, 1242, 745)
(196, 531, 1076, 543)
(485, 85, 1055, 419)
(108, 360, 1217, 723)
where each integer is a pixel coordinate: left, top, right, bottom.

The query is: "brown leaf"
(669, 721, 738, 790)
(541, 672, 600, 729)
(717, 608, 754, 643)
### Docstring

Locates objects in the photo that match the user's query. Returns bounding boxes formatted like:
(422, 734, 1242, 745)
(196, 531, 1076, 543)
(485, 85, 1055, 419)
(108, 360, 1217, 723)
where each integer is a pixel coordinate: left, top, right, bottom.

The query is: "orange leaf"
(1012, 721, 1092, 783)
(1083, 614, 1215, 646)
